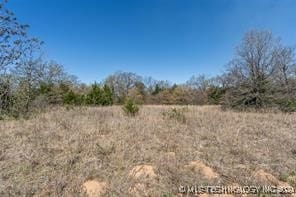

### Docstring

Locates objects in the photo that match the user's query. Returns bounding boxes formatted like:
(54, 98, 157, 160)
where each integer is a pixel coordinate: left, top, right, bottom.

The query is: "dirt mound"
(129, 164, 157, 179)
(128, 165, 157, 196)
(253, 169, 296, 197)
(184, 160, 219, 180)
(253, 169, 290, 187)
(82, 180, 107, 197)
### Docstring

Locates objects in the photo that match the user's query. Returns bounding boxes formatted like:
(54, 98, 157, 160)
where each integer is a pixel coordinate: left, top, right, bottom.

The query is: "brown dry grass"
(0, 105, 295, 196)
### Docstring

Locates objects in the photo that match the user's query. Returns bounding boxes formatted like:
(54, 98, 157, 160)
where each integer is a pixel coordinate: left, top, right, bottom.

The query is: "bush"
(277, 99, 296, 112)
(85, 83, 102, 105)
(122, 99, 139, 116)
(207, 86, 226, 104)
(63, 90, 84, 105)
(101, 85, 113, 106)
(85, 83, 113, 106)
(0, 78, 14, 116)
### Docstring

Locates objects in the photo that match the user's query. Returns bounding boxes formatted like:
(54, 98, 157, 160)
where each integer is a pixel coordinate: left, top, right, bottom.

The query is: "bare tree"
(0, 1, 31, 115)
(272, 46, 296, 94)
(0, 2, 75, 116)
(225, 30, 296, 109)
(186, 75, 211, 92)
(185, 75, 214, 104)
(104, 71, 142, 103)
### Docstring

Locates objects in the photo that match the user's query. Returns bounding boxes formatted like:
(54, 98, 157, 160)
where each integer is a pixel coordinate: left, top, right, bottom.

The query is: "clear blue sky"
(7, 0, 296, 83)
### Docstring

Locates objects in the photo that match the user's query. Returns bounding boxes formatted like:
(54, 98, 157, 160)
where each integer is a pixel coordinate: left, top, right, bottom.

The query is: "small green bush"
(122, 99, 139, 116)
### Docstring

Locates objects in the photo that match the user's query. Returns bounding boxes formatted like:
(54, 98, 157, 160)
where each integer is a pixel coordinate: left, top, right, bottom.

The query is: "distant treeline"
(0, 2, 295, 118)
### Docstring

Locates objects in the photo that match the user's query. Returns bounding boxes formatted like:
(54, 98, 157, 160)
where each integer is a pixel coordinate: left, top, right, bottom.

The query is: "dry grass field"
(0, 105, 295, 196)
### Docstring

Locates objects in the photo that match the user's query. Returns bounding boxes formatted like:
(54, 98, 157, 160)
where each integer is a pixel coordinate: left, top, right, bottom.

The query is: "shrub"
(63, 90, 84, 105)
(0, 78, 14, 116)
(277, 99, 296, 112)
(207, 86, 226, 104)
(85, 83, 113, 106)
(122, 99, 139, 116)
(101, 85, 113, 106)
(85, 83, 103, 105)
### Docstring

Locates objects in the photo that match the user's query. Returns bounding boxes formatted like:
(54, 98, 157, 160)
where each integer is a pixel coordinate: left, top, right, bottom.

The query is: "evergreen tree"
(102, 84, 113, 105)
(86, 83, 103, 105)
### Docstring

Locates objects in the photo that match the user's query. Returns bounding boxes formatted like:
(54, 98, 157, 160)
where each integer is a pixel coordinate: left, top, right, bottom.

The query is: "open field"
(0, 105, 295, 196)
